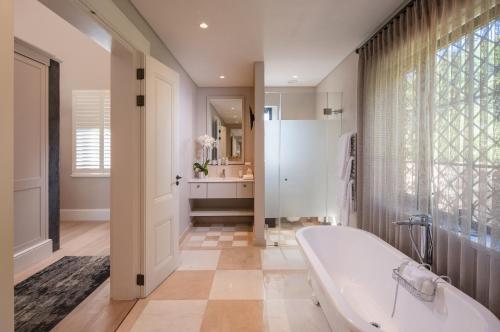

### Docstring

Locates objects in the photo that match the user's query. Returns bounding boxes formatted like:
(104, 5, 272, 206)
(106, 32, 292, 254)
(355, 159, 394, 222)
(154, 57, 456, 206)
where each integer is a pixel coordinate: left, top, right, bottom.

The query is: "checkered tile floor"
(182, 224, 253, 249)
(120, 225, 332, 332)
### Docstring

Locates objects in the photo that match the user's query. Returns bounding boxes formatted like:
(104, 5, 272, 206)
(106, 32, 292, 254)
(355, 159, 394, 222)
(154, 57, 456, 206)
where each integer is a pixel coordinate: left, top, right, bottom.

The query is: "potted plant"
(193, 135, 215, 178)
(193, 160, 209, 178)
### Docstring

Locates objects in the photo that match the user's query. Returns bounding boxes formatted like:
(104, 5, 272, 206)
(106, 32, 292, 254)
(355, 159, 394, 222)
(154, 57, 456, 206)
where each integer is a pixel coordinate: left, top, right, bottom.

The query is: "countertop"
(188, 177, 254, 183)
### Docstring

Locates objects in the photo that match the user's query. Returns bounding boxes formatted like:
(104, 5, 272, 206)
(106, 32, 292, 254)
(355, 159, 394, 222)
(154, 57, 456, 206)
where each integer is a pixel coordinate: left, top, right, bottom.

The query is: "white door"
(13, 53, 49, 256)
(143, 55, 180, 296)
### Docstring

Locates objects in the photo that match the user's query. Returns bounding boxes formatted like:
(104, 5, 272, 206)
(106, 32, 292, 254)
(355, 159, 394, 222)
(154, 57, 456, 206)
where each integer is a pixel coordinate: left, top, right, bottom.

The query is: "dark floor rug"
(15, 256, 110, 332)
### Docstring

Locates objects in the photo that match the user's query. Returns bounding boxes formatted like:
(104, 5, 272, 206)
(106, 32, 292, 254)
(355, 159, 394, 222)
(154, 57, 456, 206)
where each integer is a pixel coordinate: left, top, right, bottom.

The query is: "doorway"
(12, 2, 120, 329)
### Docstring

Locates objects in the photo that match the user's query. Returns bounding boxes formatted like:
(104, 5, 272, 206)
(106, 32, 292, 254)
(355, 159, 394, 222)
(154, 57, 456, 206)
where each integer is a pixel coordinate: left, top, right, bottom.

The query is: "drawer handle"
(196, 185, 200, 188)
(243, 184, 247, 188)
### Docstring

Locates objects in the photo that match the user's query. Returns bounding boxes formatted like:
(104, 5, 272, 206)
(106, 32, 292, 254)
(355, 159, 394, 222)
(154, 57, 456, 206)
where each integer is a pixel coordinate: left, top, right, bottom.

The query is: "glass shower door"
(264, 91, 342, 246)
(279, 120, 328, 221)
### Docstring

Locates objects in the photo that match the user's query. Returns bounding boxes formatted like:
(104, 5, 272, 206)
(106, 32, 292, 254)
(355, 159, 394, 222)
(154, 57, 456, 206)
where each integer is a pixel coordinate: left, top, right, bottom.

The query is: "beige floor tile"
(265, 299, 331, 332)
(264, 299, 291, 332)
(189, 235, 205, 242)
(209, 270, 264, 300)
(235, 231, 249, 236)
(217, 247, 261, 270)
(232, 240, 248, 247)
(219, 235, 234, 241)
(207, 231, 221, 236)
(130, 300, 207, 332)
(218, 241, 233, 248)
(200, 300, 264, 332)
(201, 241, 218, 247)
(263, 270, 311, 300)
(150, 271, 214, 300)
(178, 250, 221, 271)
(261, 248, 307, 270)
(186, 241, 202, 248)
(194, 227, 210, 232)
(117, 299, 148, 332)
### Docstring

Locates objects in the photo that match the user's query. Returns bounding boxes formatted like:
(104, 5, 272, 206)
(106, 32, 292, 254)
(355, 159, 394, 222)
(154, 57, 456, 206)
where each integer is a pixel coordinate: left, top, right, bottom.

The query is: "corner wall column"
(253, 62, 265, 246)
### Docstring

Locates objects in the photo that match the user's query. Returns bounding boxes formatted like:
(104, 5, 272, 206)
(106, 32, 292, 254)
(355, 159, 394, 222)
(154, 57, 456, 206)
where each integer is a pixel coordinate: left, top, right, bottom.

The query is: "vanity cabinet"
(190, 181, 253, 199)
(237, 183, 253, 198)
(207, 183, 237, 198)
(190, 183, 207, 198)
(188, 179, 254, 217)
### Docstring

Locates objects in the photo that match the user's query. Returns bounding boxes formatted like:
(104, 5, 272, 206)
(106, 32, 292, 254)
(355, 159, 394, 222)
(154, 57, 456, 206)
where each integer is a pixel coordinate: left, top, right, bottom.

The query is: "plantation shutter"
(72, 90, 111, 174)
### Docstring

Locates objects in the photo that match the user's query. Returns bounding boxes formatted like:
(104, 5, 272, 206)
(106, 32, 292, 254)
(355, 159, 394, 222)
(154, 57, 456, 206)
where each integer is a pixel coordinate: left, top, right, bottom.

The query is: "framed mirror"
(206, 96, 245, 164)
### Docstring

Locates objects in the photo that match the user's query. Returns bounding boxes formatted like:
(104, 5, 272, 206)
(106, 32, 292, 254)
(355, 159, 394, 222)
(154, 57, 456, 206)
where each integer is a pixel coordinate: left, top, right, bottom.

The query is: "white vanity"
(188, 177, 254, 217)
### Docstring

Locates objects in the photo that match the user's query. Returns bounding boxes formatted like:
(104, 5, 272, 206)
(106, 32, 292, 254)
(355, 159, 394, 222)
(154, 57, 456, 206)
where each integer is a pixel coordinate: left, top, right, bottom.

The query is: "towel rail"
(350, 134, 356, 211)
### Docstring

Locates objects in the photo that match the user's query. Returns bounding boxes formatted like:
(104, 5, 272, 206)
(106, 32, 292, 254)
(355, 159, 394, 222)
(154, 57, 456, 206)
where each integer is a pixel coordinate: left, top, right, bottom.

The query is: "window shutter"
(103, 91, 111, 170)
(72, 90, 111, 174)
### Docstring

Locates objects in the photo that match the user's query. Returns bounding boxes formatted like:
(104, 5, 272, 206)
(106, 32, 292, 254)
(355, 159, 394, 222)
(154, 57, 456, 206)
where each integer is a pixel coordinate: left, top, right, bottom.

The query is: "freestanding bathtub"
(296, 226, 500, 332)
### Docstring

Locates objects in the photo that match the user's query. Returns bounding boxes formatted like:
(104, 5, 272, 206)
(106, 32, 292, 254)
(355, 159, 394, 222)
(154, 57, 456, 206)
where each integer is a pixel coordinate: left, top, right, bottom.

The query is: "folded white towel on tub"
(398, 261, 435, 294)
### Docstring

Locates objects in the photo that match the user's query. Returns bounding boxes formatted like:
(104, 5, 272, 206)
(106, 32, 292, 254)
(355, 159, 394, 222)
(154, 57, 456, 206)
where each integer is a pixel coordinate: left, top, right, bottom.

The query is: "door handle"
(175, 175, 182, 186)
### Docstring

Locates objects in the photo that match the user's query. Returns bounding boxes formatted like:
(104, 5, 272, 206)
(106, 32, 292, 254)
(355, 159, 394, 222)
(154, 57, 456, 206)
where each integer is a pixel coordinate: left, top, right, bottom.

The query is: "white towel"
(399, 262, 435, 293)
(337, 131, 355, 179)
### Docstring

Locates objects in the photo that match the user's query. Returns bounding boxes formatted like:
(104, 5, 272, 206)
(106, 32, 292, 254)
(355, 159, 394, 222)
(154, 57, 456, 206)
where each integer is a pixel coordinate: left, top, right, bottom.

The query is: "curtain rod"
(355, 0, 416, 54)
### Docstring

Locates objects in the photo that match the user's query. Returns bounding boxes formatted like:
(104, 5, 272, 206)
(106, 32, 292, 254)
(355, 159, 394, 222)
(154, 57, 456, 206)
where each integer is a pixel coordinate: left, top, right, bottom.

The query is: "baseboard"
(14, 239, 53, 274)
(179, 224, 192, 244)
(60, 209, 110, 221)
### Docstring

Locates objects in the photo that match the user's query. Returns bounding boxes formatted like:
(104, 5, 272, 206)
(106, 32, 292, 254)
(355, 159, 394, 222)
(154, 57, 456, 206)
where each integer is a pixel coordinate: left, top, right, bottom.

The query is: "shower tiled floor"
(118, 224, 332, 332)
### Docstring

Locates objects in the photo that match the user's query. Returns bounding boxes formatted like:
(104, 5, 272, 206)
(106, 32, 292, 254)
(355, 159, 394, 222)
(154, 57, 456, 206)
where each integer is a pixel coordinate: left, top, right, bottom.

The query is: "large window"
(432, 18, 499, 241)
(72, 90, 111, 176)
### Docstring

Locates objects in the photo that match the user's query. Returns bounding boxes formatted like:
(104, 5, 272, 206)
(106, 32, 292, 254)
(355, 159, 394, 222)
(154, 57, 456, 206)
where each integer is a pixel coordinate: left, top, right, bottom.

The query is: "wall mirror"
(206, 96, 245, 164)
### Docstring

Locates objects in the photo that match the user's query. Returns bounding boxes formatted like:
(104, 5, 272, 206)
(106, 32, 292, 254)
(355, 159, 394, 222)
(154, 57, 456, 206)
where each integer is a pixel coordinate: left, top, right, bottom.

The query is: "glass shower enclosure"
(264, 90, 343, 246)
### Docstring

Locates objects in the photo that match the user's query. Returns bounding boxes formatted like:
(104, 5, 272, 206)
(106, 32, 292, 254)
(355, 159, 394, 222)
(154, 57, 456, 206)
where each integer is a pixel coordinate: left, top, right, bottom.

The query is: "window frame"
(71, 89, 111, 177)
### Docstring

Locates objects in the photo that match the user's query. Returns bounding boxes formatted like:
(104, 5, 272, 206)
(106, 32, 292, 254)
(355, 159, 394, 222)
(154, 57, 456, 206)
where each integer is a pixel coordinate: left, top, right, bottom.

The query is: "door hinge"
(136, 68, 145, 80)
(137, 95, 145, 107)
(136, 274, 144, 286)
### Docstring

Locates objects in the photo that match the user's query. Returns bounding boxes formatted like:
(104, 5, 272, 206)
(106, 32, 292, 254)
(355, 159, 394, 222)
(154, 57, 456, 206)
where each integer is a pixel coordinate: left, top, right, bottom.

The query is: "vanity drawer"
(237, 182, 253, 198)
(207, 183, 237, 198)
(190, 183, 207, 198)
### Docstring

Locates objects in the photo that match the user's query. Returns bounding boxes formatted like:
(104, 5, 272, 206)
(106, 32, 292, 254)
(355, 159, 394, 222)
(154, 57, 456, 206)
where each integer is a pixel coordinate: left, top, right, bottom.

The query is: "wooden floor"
(15, 221, 136, 332)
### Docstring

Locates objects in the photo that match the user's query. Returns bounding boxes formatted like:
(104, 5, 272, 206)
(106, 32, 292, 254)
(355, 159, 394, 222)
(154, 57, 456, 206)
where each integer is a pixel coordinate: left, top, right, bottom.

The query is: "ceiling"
(131, 0, 404, 87)
(210, 98, 243, 125)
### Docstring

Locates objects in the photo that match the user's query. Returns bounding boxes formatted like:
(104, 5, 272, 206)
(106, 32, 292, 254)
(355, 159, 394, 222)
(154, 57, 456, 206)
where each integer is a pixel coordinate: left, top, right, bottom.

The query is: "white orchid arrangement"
(193, 134, 216, 175)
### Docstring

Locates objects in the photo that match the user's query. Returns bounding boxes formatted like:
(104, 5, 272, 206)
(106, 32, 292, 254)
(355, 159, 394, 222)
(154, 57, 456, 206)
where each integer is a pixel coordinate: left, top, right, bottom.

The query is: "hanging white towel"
(337, 131, 355, 179)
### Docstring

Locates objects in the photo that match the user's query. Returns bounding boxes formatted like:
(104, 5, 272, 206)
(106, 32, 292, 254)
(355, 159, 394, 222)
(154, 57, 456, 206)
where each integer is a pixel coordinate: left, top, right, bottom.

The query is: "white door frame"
(40, 0, 158, 300)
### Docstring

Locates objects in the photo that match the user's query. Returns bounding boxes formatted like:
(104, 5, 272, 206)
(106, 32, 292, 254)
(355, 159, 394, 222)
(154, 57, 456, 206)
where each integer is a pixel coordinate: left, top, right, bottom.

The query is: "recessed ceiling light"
(292, 75, 298, 79)
(199, 22, 208, 29)
(219, 75, 225, 79)
(231, 107, 235, 110)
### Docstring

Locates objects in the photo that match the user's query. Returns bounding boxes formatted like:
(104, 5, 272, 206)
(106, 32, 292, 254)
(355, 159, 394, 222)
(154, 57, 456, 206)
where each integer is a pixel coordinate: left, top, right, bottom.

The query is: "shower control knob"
(284, 178, 288, 181)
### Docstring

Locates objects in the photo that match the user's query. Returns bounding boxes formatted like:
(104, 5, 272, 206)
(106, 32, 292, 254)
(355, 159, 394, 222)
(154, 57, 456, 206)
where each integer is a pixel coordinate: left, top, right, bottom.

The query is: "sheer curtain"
(358, 0, 499, 316)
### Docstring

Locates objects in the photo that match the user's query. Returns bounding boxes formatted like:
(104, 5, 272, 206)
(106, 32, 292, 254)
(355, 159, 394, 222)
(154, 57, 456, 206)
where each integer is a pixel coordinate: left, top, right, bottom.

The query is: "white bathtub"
(296, 226, 500, 332)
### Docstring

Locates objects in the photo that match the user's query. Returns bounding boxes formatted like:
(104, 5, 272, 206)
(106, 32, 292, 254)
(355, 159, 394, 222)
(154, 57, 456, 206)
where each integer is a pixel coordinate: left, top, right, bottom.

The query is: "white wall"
(316, 52, 358, 134)
(14, 0, 111, 212)
(196, 87, 255, 165)
(265, 87, 317, 120)
(0, 0, 14, 330)
(113, 0, 198, 237)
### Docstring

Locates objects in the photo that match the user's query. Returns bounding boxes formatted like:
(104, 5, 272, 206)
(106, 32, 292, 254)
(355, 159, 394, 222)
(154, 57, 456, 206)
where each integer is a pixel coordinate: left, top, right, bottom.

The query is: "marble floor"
(118, 225, 332, 332)
(266, 217, 327, 246)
